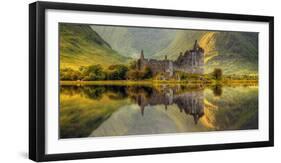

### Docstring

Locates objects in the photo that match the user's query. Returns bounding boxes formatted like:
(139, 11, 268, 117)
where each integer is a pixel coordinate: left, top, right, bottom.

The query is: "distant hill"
(91, 25, 176, 58)
(153, 30, 258, 75)
(153, 30, 206, 59)
(60, 23, 130, 70)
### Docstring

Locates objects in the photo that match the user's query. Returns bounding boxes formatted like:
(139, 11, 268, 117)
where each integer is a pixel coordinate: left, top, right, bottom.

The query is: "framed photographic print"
(29, 1, 274, 162)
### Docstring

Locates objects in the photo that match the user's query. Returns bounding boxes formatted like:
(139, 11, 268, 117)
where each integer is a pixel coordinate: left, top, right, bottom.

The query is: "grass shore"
(60, 79, 258, 86)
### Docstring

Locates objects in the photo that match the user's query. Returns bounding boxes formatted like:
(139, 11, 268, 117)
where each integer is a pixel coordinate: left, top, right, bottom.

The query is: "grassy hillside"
(153, 30, 258, 75)
(90, 26, 137, 57)
(60, 23, 130, 70)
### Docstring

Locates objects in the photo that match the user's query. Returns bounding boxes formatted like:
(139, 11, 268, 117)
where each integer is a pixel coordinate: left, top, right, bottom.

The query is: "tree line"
(60, 62, 152, 81)
(61, 62, 256, 81)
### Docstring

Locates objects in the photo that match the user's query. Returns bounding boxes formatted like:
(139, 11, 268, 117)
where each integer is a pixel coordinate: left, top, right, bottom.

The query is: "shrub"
(213, 68, 223, 80)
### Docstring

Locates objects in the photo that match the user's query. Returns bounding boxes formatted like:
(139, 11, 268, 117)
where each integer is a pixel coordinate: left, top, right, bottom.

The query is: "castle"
(137, 40, 204, 78)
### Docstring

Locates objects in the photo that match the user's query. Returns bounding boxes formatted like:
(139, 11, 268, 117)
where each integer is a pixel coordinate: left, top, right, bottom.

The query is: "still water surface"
(59, 84, 258, 139)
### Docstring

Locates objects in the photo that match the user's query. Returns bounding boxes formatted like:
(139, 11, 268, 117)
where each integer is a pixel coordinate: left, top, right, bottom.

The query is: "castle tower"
(140, 49, 144, 60)
(193, 40, 199, 50)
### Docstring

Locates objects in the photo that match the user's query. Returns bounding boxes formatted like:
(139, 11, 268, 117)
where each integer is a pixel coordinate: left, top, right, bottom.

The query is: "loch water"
(59, 84, 258, 139)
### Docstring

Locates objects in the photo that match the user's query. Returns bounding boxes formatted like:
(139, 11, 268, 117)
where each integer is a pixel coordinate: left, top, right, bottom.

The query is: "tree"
(128, 60, 138, 69)
(126, 70, 138, 80)
(213, 68, 223, 80)
(143, 67, 153, 79)
(107, 64, 129, 80)
(126, 70, 144, 80)
(79, 64, 106, 81)
(60, 68, 82, 81)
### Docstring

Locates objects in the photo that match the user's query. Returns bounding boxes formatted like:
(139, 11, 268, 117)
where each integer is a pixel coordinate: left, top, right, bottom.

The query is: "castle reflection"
(129, 86, 205, 124)
(60, 84, 209, 124)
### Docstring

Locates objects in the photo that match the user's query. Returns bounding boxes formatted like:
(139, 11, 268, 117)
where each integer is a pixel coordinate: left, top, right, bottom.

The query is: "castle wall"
(173, 50, 204, 74)
(140, 59, 171, 75)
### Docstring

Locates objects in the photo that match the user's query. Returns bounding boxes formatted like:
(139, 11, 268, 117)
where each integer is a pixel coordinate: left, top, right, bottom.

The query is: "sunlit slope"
(204, 32, 258, 74)
(154, 31, 258, 75)
(60, 23, 129, 69)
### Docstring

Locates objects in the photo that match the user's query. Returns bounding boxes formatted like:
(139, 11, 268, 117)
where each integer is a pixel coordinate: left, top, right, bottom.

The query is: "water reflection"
(212, 84, 223, 96)
(60, 84, 258, 138)
(129, 86, 204, 124)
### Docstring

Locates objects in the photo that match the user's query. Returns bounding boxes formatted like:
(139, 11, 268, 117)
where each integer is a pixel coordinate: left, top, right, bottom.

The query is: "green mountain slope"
(60, 23, 129, 69)
(153, 30, 258, 75)
(91, 25, 176, 58)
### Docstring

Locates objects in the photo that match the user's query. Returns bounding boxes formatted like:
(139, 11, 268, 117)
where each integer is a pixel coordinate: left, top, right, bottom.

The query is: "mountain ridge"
(91, 25, 176, 58)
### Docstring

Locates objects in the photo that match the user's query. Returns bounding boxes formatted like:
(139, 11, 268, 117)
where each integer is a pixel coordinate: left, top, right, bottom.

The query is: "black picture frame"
(29, 1, 274, 162)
